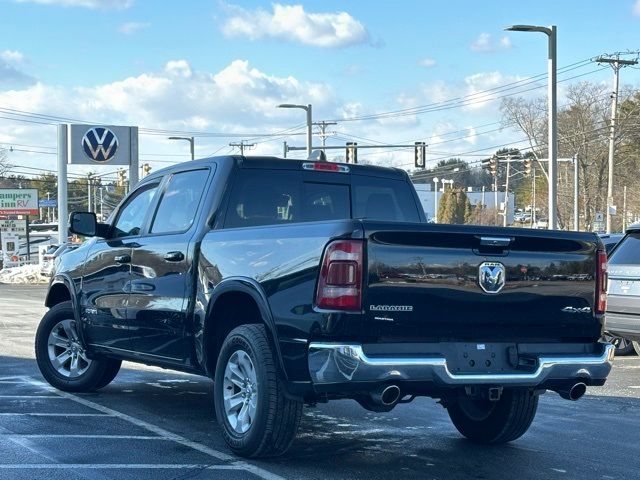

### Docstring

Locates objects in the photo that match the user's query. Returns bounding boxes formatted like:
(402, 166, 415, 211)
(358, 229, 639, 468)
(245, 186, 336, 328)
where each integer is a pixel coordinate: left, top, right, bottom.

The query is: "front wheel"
(446, 389, 538, 444)
(35, 301, 121, 392)
(214, 324, 302, 458)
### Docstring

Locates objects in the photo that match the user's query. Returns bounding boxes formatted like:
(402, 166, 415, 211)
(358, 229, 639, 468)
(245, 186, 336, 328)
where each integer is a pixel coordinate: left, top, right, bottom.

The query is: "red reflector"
(316, 240, 363, 311)
(596, 250, 607, 315)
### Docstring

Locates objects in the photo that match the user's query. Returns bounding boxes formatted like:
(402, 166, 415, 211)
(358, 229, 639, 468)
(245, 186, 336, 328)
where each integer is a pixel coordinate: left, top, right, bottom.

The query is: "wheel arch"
(202, 278, 287, 380)
(45, 275, 83, 335)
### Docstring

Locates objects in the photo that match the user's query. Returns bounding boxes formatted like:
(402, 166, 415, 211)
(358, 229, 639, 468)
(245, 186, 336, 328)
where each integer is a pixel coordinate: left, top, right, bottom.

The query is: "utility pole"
(623, 185, 628, 232)
(503, 156, 512, 227)
(596, 54, 638, 233)
(532, 166, 536, 229)
(229, 140, 256, 155)
(283, 141, 287, 158)
(573, 154, 579, 231)
(313, 121, 337, 150)
(87, 174, 92, 213)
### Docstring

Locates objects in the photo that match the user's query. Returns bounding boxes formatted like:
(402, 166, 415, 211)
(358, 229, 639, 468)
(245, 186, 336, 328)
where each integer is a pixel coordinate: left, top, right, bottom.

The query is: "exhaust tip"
(379, 385, 401, 406)
(569, 382, 587, 401)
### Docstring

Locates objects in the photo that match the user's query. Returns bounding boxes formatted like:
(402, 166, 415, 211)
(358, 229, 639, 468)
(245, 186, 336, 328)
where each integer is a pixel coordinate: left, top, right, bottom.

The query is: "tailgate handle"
(478, 236, 513, 247)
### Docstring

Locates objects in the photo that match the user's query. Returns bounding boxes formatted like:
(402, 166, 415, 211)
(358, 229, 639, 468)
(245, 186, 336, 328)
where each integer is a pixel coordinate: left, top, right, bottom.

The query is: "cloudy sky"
(1, 0, 640, 181)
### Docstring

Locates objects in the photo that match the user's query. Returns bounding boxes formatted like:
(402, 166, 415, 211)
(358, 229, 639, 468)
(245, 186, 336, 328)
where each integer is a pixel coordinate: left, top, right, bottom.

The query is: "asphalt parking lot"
(1, 284, 639, 480)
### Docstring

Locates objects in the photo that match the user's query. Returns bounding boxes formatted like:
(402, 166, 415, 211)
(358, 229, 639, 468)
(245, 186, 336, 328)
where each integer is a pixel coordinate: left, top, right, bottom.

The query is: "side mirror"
(69, 212, 98, 237)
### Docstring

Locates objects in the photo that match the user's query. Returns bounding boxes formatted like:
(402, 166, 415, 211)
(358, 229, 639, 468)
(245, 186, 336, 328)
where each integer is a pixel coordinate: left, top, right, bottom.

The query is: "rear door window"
(609, 234, 640, 265)
(224, 171, 350, 228)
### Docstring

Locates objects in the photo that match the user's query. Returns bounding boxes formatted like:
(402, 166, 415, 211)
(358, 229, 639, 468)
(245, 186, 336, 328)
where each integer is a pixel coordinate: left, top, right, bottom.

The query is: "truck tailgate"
(363, 222, 603, 343)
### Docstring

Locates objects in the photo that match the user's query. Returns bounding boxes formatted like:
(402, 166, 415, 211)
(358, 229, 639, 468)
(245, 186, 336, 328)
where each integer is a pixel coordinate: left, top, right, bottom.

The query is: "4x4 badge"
(478, 262, 506, 294)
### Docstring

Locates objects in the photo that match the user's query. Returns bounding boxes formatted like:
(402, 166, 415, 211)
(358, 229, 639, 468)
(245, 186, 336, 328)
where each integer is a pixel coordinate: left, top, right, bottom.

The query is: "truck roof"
(146, 155, 408, 181)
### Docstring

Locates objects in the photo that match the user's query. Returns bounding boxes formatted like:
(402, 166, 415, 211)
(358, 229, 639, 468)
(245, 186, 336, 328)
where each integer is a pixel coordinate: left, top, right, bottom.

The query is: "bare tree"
(0, 148, 12, 176)
(501, 82, 640, 231)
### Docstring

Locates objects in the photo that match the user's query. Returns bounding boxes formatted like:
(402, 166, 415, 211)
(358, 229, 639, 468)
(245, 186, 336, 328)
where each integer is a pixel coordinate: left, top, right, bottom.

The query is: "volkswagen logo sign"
(478, 261, 506, 294)
(82, 127, 119, 163)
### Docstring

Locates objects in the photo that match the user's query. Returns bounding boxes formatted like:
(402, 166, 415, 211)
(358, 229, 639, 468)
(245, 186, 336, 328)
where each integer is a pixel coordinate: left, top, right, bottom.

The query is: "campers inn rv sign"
(0, 189, 39, 216)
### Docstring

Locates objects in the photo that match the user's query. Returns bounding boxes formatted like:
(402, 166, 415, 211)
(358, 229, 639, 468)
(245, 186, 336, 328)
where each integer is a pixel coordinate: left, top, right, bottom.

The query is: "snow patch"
(0, 264, 48, 284)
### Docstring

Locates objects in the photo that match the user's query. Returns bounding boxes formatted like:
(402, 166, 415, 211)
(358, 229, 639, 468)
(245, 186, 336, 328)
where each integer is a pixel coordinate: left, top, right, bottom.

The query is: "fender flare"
(203, 277, 288, 379)
(45, 274, 85, 343)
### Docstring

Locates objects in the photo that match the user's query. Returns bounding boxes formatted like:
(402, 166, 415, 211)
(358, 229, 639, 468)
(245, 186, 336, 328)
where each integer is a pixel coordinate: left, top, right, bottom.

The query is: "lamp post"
(278, 104, 312, 157)
(505, 24, 557, 230)
(168, 136, 195, 160)
(433, 177, 439, 223)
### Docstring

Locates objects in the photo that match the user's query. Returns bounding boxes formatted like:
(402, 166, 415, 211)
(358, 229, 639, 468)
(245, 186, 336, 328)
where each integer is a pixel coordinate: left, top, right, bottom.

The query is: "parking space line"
(0, 395, 63, 399)
(2, 434, 172, 440)
(0, 413, 112, 417)
(22, 377, 286, 480)
(0, 464, 243, 470)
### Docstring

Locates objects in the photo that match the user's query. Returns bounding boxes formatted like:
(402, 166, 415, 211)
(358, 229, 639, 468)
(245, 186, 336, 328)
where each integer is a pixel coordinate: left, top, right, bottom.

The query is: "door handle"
(163, 251, 185, 262)
(114, 254, 131, 264)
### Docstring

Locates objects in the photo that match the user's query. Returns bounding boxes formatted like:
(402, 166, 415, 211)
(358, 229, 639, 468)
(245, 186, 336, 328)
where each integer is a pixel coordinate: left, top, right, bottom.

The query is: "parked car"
(535, 217, 549, 229)
(40, 244, 78, 277)
(605, 223, 640, 356)
(597, 234, 634, 354)
(599, 233, 624, 254)
(35, 156, 614, 458)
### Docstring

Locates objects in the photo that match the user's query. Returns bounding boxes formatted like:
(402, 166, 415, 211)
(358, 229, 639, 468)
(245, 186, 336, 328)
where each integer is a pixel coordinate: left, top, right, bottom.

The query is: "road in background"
(1, 284, 639, 479)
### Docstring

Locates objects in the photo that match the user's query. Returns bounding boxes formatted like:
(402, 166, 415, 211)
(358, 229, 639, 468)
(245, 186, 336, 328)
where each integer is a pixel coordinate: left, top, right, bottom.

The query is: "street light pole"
(433, 177, 439, 223)
(505, 24, 557, 230)
(168, 136, 195, 160)
(278, 104, 313, 157)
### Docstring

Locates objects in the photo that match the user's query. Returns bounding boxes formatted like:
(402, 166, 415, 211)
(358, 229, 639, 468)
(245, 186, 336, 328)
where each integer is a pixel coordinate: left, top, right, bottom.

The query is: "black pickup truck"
(35, 156, 614, 458)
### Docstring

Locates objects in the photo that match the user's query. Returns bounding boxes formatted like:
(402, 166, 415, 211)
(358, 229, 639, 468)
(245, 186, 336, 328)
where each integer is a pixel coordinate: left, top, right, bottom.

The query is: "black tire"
(605, 334, 636, 356)
(633, 341, 640, 356)
(447, 389, 538, 444)
(214, 324, 302, 458)
(35, 301, 122, 392)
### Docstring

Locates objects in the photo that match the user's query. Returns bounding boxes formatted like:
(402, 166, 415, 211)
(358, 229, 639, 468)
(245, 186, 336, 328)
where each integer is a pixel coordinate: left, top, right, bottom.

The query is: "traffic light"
(523, 158, 532, 175)
(414, 142, 426, 169)
(482, 156, 499, 176)
(117, 169, 127, 187)
(142, 163, 152, 177)
(346, 142, 358, 164)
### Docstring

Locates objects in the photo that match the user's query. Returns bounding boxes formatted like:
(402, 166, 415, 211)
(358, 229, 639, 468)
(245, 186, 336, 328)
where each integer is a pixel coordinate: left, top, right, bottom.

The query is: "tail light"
(595, 250, 607, 315)
(316, 240, 363, 310)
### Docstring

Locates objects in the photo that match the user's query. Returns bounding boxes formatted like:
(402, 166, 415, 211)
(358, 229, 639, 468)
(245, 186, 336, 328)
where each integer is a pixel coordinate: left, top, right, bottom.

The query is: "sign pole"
(25, 215, 30, 261)
(58, 124, 69, 245)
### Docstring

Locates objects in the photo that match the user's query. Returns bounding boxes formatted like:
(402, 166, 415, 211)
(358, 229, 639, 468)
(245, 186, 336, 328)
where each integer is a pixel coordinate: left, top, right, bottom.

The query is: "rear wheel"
(214, 324, 302, 458)
(604, 334, 636, 356)
(446, 389, 538, 444)
(633, 341, 640, 356)
(35, 301, 121, 392)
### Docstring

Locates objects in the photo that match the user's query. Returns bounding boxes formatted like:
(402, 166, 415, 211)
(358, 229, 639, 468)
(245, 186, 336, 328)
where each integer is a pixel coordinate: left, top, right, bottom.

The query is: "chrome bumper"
(308, 343, 615, 387)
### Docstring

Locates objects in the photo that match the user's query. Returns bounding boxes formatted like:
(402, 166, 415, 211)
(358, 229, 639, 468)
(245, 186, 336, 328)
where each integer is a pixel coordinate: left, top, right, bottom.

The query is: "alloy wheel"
(223, 349, 258, 434)
(47, 319, 92, 378)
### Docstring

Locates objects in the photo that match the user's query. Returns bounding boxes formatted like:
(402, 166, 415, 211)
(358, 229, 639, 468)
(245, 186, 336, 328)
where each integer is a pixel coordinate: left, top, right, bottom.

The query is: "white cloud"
(118, 21, 150, 35)
(470, 33, 512, 52)
(0, 50, 35, 86)
(634, 0, 640, 16)
(0, 59, 336, 168)
(16, 0, 133, 8)
(1, 50, 25, 63)
(418, 57, 437, 68)
(221, 3, 370, 48)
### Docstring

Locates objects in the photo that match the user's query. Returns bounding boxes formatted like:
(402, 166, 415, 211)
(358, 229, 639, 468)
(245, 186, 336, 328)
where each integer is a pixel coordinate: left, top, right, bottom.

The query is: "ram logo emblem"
(478, 262, 506, 294)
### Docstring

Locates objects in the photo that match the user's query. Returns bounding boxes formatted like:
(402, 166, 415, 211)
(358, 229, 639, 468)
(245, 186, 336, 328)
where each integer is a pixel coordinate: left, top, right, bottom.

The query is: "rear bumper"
(308, 342, 614, 391)
(606, 312, 640, 341)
